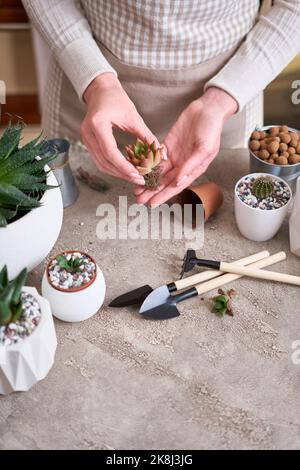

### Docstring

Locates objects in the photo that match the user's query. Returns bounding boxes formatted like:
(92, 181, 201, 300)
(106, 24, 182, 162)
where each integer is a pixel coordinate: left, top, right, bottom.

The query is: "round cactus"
(251, 177, 274, 199)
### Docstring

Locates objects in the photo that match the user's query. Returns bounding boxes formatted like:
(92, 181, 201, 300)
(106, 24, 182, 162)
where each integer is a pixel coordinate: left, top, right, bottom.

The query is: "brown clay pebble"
(269, 127, 280, 136)
(290, 139, 298, 148)
(296, 143, 300, 154)
(288, 147, 296, 155)
(280, 125, 289, 133)
(260, 131, 267, 139)
(276, 156, 288, 165)
(290, 131, 299, 141)
(279, 143, 288, 152)
(279, 133, 291, 144)
(251, 131, 261, 140)
(268, 158, 274, 164)
(267, 141, 279, 154)
(260, 141, 268, 150)
(280, 151, 290, 159)
(259, 150, 270, 160)
(254, 151, 260, 157)
(270, 153, 279, 160)
(249, 140, 260, 151)
(289, 154, 300, 164)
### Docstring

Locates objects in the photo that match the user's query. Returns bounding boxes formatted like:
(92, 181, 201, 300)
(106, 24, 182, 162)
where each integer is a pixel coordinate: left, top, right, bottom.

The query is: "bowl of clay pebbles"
(249, 125, 300, 194)
(41, 250, 106, 322)
(234, 173, 292, 242)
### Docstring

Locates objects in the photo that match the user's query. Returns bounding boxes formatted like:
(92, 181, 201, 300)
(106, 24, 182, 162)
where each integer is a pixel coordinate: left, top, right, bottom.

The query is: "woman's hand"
(135, 87, 238, 205)
(81, 73, 159, 186)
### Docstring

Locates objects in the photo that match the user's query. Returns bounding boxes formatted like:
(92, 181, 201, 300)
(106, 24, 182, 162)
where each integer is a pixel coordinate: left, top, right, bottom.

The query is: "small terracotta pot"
(179, 182, 224, 223)
(46, 250, 97, 293)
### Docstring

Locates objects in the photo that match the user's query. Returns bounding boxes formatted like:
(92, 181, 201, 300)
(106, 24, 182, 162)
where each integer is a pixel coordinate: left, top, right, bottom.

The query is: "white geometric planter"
(290, 176, 300, 257)
(0, 169, 63, 279)
(0, 287, 57, 395)
(41, 265, 106, 322)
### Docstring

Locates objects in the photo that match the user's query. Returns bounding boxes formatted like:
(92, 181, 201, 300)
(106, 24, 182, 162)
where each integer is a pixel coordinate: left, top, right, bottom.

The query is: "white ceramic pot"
(234, 173, 292, 242)
(0, 169, 63, 279)
(0, 287, 57, 395)
(41, 265, 106, 322)
(290, 176, 300, 257)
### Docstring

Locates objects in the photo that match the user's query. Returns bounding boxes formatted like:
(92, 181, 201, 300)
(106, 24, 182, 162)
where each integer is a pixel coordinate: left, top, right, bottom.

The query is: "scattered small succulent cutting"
(0, 265, 27, 326)
(0, 121, 58, 227)
(251, 177, 274, 199)
(56, 254, 85, 273)
(125, 139, 164, 189)
(212, 288, 237, 317)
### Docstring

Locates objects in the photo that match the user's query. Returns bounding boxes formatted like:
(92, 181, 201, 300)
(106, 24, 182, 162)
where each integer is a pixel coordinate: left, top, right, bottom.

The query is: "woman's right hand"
(81, 73, 158, 186)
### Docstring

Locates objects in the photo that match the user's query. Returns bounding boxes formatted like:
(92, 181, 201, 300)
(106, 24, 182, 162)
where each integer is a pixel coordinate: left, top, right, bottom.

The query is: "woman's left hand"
(134, 87, 238, 206)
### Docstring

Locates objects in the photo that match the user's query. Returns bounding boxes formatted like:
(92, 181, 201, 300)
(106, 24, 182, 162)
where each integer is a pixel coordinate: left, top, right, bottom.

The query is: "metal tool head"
(180, 249, 198, 278)
(140, 302, 180, 320)
(109, 284, 153, 307)
(139, 285, 171, 313)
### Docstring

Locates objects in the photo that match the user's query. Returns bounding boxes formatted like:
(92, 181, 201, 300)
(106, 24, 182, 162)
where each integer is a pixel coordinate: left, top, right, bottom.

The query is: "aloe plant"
(0, 265, 27, 326)
(0, 122, 57, 227)
(56, 254, 85, 273)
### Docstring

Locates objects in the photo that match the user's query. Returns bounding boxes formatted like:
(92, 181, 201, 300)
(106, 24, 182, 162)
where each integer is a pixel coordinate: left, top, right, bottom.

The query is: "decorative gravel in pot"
(47, 251, 97, 292)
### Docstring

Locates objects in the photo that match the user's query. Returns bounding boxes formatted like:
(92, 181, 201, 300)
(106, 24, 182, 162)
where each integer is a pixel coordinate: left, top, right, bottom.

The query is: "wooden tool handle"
(175, 250, 270, 291)
(195, 252, 286, 295)
(220, 261, 300, 286)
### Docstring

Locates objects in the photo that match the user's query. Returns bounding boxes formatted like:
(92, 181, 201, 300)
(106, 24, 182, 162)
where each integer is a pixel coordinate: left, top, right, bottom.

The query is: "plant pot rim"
(1, 286, 44, 351)
(46, 250, 97, 293)
(0, 165, 56, 230)
(235, 172, 292, 213)
(248, 125, 300, 168)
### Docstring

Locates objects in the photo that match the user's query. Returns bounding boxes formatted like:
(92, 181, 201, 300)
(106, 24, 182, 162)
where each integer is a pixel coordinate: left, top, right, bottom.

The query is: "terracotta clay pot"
(179, 182, 224, 223)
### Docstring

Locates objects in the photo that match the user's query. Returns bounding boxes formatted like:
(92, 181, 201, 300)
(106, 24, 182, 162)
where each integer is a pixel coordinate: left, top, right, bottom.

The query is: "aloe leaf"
(0, 211, 8, 227)
(0, 184, 40, 209)
(11, 267, 27, 304)
(0, 140, 47, 176)
(0, 300, 12, 325)
(19, 154, 57, 175)
(0, 123, 23, 160)
(1, 173, 46, 186)
(0, 283, 15, 305)
(0, 266, 8, 290)
(11, 301, 23, 323)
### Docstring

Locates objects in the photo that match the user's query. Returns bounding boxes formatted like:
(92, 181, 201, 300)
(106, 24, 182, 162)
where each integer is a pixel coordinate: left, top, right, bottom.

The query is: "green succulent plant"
(56, 255, 85, 273)
(125, 139, 164, 189)
(251, 177, 274, 199)
(212, 289, 236, 317)
(0, 121, 58, 227)
(0, 265, 27, 326)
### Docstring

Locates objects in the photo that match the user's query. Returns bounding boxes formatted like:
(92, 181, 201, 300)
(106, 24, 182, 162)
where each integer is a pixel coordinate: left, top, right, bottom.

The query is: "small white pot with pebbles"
(235, 173, 292, 242)
(42, 251, 106, 322)
(0, 266, 57, 395)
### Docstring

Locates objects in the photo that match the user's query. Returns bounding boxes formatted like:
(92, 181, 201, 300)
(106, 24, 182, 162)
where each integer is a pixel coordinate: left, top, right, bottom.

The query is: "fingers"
(147, 166, 206, 206)
(81, 120, 145, 185)
(82, 128, 145, 185)
(175, 145, 218, 186)
(133, 160, 173, 201)
(94, 124, 145, 184)
(136, 167, 178, 205)
(146, 156, 210, 206)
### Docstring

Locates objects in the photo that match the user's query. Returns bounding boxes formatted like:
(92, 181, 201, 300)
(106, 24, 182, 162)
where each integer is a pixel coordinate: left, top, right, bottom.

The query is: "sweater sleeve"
(22, 0, 117, 100)
(204, 0, 300, 111)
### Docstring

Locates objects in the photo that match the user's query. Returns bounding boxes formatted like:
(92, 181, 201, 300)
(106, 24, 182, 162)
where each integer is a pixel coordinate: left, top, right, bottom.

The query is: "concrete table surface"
(1, 148, 300, 450)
